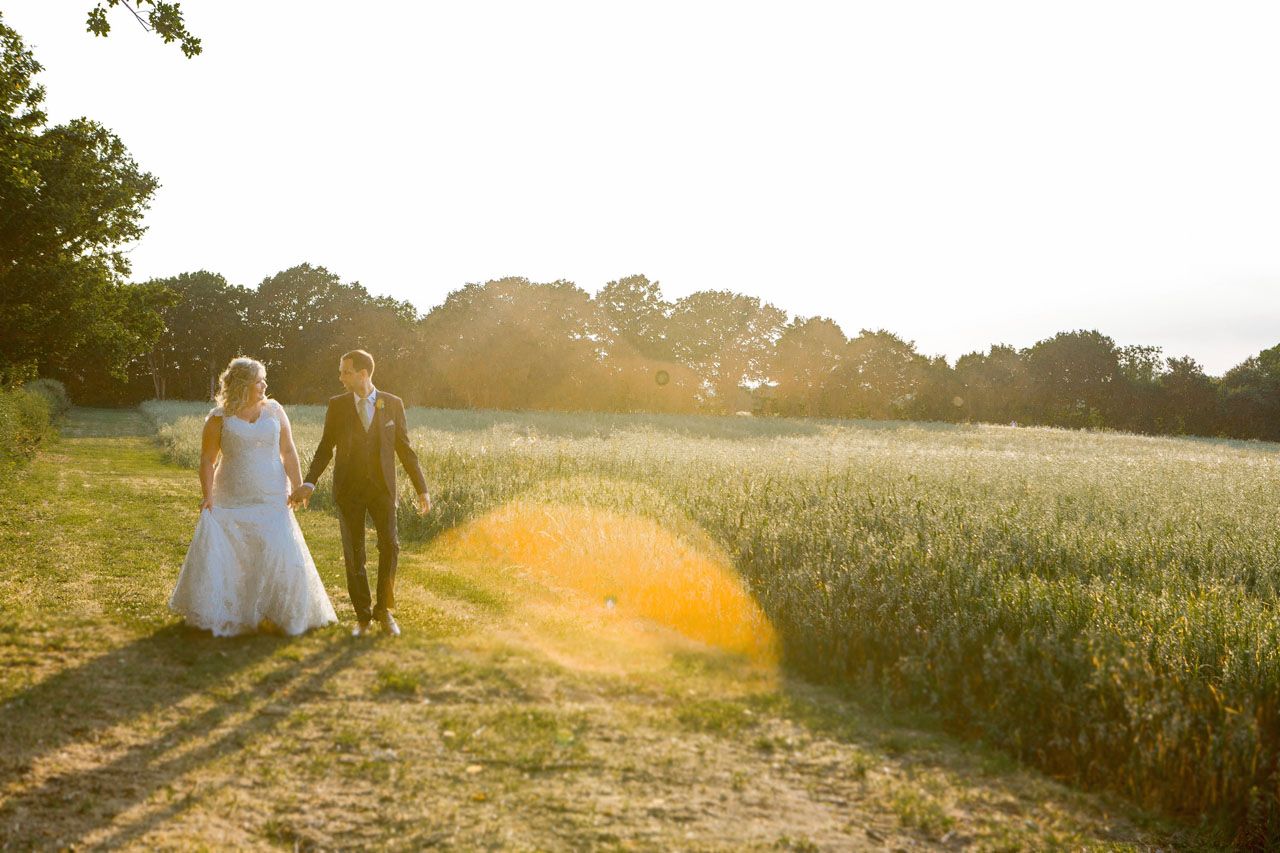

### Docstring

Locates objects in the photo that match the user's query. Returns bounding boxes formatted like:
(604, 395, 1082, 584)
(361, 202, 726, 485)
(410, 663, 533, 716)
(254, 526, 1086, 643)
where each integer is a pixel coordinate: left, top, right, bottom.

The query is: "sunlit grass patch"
(416, 566, 509, 613)
(436, 707, 590, 772)
(375, 665, 423, 697)
(891, 785, 956, 838)
(675, 698, 760, 734)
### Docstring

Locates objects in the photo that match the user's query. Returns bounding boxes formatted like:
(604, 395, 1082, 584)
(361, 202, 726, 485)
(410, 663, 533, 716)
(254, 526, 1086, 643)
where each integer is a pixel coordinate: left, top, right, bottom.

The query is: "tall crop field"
(142, 400, 1280, 844)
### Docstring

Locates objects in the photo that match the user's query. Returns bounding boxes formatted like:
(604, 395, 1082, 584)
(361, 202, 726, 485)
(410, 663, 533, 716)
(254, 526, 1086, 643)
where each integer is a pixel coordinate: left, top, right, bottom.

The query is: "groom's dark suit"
(304, 389, 427, 623)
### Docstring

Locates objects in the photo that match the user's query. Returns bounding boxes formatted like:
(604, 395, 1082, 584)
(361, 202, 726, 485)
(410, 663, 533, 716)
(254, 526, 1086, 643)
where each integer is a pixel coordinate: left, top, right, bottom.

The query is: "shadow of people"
(0, 623, 367, 849)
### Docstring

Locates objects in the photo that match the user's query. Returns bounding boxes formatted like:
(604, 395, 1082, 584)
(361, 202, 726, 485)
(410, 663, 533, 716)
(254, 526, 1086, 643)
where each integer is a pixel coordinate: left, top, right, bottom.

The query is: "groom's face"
(338, 358, 369, 392)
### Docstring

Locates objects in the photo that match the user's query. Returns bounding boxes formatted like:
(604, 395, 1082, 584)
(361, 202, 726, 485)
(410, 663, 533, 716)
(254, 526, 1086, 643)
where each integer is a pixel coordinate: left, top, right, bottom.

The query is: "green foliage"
(1024, 329, 1121, 427)
(596, 274, 673, 360)
(254, 264, 420, 404)
(23, 379, 71, 422)
(41, 249, 1279, 441)
(770, 316, 846, 417)
(1220, 346, 1280, 442)
(85, 0, 201, 57)
(0, 14, 163, 390)
(142, 271, 254, 401)
(417, 277, 605, 410)
(835, 329, 928, 419)
(667, 290, 788, 410)
(0, 388, 53, 486)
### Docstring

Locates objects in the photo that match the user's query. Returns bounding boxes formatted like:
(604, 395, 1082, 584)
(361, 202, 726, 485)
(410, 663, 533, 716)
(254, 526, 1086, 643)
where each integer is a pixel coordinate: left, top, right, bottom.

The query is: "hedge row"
(0, 380, 67, 486)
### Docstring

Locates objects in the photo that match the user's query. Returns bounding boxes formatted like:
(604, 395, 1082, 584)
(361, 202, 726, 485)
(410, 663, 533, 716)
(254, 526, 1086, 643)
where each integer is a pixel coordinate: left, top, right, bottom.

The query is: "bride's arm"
(199, 415, 222, 511)
(276, 403, 305, 495)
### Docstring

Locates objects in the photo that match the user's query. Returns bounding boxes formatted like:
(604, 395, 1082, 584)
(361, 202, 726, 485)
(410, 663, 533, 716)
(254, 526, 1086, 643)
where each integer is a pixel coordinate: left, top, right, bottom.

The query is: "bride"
(169, 357, 337, 636)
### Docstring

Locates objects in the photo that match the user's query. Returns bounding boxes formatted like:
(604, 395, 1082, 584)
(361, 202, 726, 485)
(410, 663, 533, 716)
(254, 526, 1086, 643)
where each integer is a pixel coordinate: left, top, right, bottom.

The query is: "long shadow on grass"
(0, 624, 368, 848)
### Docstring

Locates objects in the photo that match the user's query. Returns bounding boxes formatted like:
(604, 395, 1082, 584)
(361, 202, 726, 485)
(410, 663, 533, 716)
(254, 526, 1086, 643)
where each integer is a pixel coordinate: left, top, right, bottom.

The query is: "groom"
(291, 349, 431, 637)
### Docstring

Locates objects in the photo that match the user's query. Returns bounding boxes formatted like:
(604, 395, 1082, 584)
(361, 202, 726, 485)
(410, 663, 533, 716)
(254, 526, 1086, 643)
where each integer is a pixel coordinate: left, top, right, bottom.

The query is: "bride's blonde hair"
(215, 357, 267, 415)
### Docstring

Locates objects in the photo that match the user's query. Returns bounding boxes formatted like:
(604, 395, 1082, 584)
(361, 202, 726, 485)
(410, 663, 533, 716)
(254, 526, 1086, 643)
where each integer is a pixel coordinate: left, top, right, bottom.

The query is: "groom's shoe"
(351, 620, 372, 638)
(378, 613, 401, 638)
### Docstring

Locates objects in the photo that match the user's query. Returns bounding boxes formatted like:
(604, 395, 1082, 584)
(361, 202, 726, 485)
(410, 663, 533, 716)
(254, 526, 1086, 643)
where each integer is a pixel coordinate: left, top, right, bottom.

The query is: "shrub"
(0, 388, 53, 486)
(24, 378, 72, 422)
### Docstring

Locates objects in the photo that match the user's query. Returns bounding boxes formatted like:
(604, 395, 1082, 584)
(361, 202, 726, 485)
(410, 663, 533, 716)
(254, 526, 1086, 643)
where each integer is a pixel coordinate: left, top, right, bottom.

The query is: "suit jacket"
(304, 390, 428, 501)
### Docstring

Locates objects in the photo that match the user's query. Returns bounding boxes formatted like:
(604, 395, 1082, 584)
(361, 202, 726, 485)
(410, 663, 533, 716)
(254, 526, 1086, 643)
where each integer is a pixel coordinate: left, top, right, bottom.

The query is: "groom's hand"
(289, 483, 314, 508)
(416, 492, 432, 516)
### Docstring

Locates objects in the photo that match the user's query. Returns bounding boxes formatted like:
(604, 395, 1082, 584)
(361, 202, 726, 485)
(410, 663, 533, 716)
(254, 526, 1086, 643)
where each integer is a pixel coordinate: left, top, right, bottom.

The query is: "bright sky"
(7, 1, 1280, 375)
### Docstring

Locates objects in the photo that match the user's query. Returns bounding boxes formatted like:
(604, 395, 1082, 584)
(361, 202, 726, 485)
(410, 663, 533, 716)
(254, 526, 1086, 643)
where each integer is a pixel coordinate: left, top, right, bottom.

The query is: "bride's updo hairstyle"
(215, 357, 267, 416)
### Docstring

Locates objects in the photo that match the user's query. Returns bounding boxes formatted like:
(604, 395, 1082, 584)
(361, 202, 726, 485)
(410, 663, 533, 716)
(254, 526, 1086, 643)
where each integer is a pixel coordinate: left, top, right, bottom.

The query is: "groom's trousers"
(336, 490, 399, 623)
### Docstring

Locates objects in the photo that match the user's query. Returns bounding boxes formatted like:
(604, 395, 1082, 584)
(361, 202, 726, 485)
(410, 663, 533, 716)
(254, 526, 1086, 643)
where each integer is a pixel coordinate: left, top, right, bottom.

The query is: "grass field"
(140, 400, 1280, 844)
(0, 407, 1195, 849)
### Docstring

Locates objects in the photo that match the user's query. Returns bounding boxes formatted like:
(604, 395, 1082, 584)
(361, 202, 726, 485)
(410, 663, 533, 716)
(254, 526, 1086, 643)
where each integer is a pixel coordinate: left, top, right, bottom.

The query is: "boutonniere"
(375, 398, 386, 411)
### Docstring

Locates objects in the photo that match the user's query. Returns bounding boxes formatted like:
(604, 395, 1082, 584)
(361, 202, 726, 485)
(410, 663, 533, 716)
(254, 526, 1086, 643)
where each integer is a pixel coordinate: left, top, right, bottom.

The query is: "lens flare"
(433, 500, 777, 666)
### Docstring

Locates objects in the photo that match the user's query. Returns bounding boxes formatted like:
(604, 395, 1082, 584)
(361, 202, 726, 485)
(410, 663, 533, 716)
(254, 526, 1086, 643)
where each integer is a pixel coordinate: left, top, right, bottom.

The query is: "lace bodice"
(210, 400, 288, 508)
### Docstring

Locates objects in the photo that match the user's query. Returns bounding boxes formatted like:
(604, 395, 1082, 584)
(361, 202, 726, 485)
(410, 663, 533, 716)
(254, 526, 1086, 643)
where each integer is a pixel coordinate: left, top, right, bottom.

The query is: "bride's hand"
(199, 496, 213, 512)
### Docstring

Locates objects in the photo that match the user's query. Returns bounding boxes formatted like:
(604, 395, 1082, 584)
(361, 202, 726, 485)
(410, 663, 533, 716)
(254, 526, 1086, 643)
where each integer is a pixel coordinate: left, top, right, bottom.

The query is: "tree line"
(29, 264, 1278, 443)
(2, 11, 1277, 442)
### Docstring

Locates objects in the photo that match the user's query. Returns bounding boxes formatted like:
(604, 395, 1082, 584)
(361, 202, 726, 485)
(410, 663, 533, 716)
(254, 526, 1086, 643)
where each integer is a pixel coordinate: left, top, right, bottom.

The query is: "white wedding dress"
(169, 399, 337, 636)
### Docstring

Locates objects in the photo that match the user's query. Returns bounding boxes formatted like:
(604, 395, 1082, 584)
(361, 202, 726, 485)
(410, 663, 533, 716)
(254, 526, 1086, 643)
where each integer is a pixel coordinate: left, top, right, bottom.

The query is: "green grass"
(675, 698, 760, 734)
(436, 707, 590, 772)
(138, 398, 1280, 842)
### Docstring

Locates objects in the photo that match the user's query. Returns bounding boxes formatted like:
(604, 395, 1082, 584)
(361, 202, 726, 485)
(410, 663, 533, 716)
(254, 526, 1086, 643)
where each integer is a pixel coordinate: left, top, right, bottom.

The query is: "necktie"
(359, 396, 372, 431)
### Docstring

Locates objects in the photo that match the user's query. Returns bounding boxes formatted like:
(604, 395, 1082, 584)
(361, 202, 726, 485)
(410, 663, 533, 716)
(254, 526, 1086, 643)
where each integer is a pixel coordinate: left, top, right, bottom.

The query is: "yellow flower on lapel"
(376, 398, 386, 411)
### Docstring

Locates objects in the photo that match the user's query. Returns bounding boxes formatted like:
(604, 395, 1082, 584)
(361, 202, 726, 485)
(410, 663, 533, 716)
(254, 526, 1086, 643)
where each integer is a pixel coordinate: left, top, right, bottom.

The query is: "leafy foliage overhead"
(0, 13, 161, 387)
(86, 0, 201, 57)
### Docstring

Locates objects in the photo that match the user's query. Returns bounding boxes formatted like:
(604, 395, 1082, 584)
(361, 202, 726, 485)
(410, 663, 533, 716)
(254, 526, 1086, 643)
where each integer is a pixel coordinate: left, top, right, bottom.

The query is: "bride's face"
(247, 375, 267, 405)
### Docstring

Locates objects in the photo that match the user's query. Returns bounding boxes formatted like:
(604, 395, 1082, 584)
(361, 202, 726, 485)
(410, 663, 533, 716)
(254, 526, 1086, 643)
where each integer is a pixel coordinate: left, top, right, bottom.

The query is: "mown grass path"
(0, 410, 1188, 850)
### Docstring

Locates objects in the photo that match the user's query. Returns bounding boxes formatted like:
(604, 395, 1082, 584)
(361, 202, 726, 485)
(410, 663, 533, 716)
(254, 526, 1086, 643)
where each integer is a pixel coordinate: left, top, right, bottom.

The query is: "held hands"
(282, 484, 427, 513)
(289, 483, 315, 509)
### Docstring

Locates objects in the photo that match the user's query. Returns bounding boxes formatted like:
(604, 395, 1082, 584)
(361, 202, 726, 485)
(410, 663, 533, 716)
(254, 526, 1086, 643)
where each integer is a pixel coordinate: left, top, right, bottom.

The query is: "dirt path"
(0, 410, 1185, 850)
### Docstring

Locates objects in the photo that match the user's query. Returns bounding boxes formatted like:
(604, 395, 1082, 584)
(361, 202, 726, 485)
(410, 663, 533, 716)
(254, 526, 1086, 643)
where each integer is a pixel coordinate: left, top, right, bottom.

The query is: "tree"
(345, 293, 424, 404)
(1158, 356, 1219, 436)
(904, 354, 962, 423)
(86, 1, 201, 56)
(1219, 345, 1280, 441)
(954, 344, 1028, 424)
(666, 290, 787, 411)
(1023, 330, 1120, 427)
(418, 278, 607, 411)
(595, 274, 672, 360)
(45, 273, 172, 405)
(143, 271, 254, 401)
(0, 15, 163, 385)
(830, 330, 927, 419)
(1114, 344, 1166, 433)
(770, 316, 846, 417)
(252, 264, 419, 403)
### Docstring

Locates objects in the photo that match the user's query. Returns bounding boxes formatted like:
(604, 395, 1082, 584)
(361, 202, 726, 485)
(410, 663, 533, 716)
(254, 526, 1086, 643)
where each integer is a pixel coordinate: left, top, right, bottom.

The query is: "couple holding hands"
(169, 349, 430, 638)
